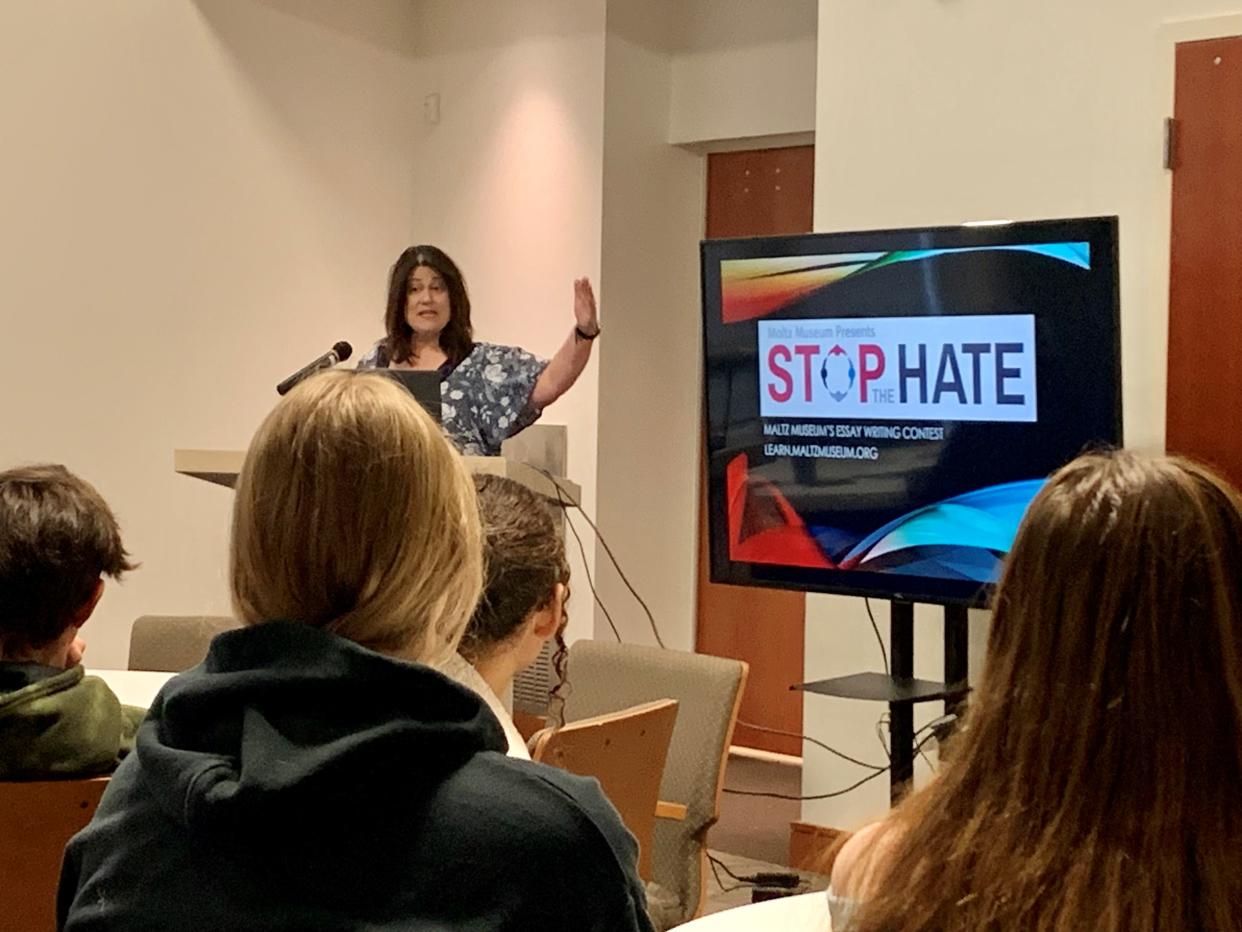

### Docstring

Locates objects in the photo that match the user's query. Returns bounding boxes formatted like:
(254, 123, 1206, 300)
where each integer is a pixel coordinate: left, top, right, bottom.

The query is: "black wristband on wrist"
(574, 325, 600, 342)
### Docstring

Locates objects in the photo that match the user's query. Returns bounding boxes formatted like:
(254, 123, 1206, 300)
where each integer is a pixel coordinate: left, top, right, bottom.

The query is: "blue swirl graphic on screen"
(837, 480, 1046, 582)
(859, 243, 1090, 275)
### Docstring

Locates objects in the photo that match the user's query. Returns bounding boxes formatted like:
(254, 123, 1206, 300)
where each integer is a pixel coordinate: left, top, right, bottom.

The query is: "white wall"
(668, 0, 817, 145)
(0, 0, 423, 668)
(0, 0, 815, 669)
(591, 1, 818, 652)
(669, 43, 816, 145)
(406, 0, 607, 646)
(593, 1, 706, 650)
(803, 0, 1242, 829)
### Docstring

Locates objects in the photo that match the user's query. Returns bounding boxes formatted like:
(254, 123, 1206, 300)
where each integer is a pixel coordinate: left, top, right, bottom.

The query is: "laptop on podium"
(380, 370, 442, 423)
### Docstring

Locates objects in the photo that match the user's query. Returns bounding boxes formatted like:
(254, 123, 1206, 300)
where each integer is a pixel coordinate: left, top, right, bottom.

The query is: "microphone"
(276, 341, 353, 395)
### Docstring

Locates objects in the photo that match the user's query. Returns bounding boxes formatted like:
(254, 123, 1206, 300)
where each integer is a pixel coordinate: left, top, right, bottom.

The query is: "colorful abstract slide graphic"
(726, 453, 1043, 582)
(719, 243, 1091, 324)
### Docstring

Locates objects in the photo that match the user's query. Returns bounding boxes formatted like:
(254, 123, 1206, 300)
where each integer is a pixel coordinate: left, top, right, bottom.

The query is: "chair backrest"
(530, 698, 679, 881)
(0, 777, 108, 932)
(127, 615, 240, 672)
(561, 641, 748, 925)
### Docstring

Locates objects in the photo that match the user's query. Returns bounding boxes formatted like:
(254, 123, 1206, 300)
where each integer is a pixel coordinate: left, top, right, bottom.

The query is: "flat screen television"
(701, 216, 1123, 606)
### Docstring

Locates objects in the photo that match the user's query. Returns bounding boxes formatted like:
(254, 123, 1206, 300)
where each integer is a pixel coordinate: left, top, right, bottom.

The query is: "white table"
(91, 669, 175, 709)
(679, 893, 832, 931)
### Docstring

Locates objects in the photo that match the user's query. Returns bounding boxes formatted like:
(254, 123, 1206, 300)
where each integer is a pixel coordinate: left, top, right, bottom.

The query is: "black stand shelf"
(794, 601, 971, 806)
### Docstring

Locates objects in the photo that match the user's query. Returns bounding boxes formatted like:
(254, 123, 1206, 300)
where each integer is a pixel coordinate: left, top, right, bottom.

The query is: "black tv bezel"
(700, 215, 1123, 608)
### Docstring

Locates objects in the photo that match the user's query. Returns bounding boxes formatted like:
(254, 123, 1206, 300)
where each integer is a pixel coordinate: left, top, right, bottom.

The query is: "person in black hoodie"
(57, 370, 654, 932)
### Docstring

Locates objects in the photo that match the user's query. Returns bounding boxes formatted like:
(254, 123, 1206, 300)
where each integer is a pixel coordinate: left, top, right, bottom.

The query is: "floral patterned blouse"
(357, 340, 548, 456)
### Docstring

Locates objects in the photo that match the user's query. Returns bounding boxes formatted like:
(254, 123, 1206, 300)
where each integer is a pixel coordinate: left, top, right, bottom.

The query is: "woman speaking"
(358, 245, 599, 456)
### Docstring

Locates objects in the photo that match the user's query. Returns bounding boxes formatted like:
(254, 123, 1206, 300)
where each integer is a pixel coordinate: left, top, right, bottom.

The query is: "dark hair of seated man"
(0, 464, 141, 778)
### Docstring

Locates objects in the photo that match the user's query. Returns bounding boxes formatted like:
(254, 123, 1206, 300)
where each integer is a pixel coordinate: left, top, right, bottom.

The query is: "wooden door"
(697, 146, 814, 756)
(1167, 37, 1242, 490)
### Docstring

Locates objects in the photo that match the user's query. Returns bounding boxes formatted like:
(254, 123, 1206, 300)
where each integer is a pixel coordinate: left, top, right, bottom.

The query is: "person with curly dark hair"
(438, 473, 571, 759)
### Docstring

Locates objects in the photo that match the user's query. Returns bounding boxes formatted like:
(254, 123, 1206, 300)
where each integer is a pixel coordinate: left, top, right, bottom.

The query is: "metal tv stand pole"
(796, 600, 971, 806)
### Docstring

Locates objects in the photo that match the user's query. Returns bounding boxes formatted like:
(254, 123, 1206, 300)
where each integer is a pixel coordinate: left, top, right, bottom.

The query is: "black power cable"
(877, 711, 943, 774)
(548, 479, 622, 643)
(864, 597, 890, 676)
(706, 853, 754, 893)
(535, 466, 907, 801)
(533, 466, 666, 648)
(736, 719, 885, 772)
(724, 764, 888, 802)
(707, 853, 801, 892)
(876, 712, 891, 761)
(723, 729, 941, 801)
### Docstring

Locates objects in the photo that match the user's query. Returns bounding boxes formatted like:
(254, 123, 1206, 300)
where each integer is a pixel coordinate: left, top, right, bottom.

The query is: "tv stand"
(794, 601, 970, 806)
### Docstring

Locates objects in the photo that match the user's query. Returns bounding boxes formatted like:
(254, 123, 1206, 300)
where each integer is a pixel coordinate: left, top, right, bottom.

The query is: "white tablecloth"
(91, 669, 174, 709)
(678, 893, 831, 931)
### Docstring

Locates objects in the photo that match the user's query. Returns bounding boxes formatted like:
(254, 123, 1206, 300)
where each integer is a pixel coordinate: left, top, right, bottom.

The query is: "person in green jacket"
(0, 464, 144, 778)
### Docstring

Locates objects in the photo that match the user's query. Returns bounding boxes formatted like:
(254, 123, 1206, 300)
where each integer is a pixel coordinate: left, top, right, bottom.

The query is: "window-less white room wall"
(593, 1, 706, 651)
(405, 0, 607, 646)
(803, 0, 1242, 831)
(399, 0, 820, 655)
(0, 0, 424, 668)
(668, 0, 818, 145)
(0, 0, 816, 668)
(592, 0, 817, 650)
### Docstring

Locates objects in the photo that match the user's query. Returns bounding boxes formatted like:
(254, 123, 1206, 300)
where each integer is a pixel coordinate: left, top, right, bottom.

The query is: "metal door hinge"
(1164, 117, 1179, 171)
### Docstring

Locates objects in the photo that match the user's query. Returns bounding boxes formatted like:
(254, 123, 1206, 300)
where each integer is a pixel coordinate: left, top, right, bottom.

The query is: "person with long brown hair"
(437, 473, 571, 759)
(358, 244, 599, 456)
(829, 450, 1242, 931)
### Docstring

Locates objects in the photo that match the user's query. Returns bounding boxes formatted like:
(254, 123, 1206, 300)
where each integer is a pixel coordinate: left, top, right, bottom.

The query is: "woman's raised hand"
(573, 278, 599, 337)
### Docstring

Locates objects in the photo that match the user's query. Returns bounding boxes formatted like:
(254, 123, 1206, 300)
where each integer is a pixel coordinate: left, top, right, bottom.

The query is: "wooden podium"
(173, 426, 579, 504)
(172, 424, 577, 719)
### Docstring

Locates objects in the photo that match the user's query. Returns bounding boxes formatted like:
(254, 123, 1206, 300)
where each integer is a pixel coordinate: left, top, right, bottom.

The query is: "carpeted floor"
(700, 749, 829, 915)
(709, 750, 803, 866)
(703, 849, 828, 915)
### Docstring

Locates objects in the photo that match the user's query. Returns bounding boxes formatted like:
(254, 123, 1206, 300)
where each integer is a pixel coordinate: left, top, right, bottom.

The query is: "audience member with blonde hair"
(58, 371, 653, 931)
(437, 473, 571, 759)
(829, 450, 1242, 931)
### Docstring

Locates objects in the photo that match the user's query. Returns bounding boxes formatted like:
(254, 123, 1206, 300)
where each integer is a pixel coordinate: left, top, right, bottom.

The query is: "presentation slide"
(701, 222, 1121, 605)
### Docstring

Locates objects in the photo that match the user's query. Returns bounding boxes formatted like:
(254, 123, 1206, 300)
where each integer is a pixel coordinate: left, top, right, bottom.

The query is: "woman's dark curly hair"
(462, 473, 571, 716)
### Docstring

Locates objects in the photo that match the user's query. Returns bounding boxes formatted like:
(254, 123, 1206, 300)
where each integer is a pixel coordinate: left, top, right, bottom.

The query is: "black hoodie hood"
(61, 621, 657, 931)
(136, 621, 506, 844)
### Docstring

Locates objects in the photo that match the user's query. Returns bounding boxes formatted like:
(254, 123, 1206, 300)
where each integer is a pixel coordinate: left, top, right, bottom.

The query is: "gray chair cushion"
(643, 881, 681, 932)
(562, 640, 747, 926)
(127, 615, 240, 672)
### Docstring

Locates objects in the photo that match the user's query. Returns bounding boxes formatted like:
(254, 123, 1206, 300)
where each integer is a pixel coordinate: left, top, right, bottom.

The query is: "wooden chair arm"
(655, 800, 688, 821)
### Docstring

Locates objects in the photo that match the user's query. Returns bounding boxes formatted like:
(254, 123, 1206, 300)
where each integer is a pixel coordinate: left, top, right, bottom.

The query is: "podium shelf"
(174, 449, 245, 489)
(173, 449, 581, 502)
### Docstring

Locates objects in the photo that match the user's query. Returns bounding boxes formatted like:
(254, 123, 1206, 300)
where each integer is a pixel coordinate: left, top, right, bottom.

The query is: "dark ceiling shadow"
(242, 0, 420, 58)
(403, 0, 602, 56)
(189, 0, 422, 207)
(668, 0, 817, 52)
(198, 0, 603, 60)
